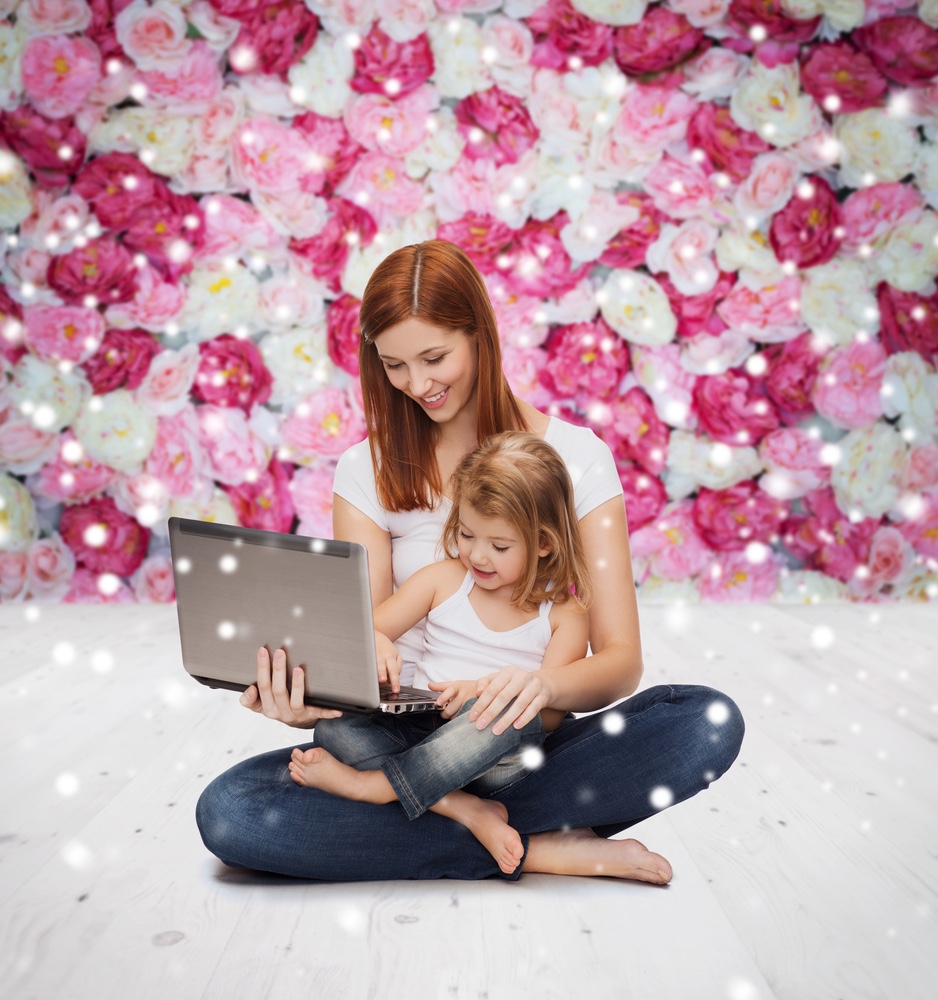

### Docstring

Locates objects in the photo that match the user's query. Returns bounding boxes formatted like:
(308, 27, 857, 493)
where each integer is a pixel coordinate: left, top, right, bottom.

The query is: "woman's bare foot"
(437, 795, 524, 875)
(523, 828, 672, 884)
(288, 747, 394, 804)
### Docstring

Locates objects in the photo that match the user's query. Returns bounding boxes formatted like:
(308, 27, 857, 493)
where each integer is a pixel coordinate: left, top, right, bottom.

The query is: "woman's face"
(371, 317, 479, 425)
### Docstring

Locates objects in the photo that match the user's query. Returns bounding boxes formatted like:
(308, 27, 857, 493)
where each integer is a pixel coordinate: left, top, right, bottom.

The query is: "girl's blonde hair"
(358, 240, 527, 512)
(441, 432, 592, 611)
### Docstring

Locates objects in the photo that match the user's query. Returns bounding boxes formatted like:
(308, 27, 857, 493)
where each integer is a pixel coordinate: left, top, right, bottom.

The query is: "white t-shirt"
(332, 417, 623, 675)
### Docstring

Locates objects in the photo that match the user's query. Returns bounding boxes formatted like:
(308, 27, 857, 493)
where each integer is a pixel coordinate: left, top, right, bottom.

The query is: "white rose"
(873, 211, 938, 295)
(680, 328, 753, 376)
(917, 138, 938, 210)
(830, 422, 906, 519)
(781, 0, 863, 32)
(0, 473, 37, 552)
(680, 46, 748, 102)
(801, 258, 880, 347)
(169, 486, 240, 526)
(921, 0, 938, 28)
(730, 61, 821, 149)
(481, 14, 534, 88)
(115, 0, 189, 71)
(258, 261, 327, 331)
(252, 189, 329, 240)
(528, 68, 591, 156)
(0, 20, 26, 112)
(888, 567, 938, 603)
(834, 109, 919, 189)
(488, 148, 536, 228)
(630, 345, 697, 429)
(0, 151, 33, 230)
(645, 219, 719, 296)
(8, 355, 89, 434)
(74, 389, 157, 474)
(599, 270, 677, 347)
(427, 17, 488, 100)
(668, 0, 729, 28)
(17, 0, 92, 35)
(186, 0, 241, 51)
(137, 344, 200, 417)
(260, 326, 335, 409)
(182, 264, 261, 342)
(89, 107, 195, 178)
(665, 431, 763, 499)
(237, 75, 298, 119)
(775, 569, 850, 603)
(560, 190, 636, 263)
(732, 151, 800, 223)
(288, 32, 355, 119)
(881, 352, 938, 445)
(341, 213, 437, 299)
(570, 0, 647, 25)
(376, 0, 435, 43)
(404, 107, 464, 180)
(715, 220, 785, 288)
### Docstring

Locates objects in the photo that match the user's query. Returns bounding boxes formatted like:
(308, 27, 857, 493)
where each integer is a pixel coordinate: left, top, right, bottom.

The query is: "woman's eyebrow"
(377, 346, 448, 360)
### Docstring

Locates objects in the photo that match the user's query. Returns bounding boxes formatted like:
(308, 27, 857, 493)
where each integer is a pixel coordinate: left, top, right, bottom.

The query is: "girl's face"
(456, 503, 530, 599)
(371, 318, 478, 425)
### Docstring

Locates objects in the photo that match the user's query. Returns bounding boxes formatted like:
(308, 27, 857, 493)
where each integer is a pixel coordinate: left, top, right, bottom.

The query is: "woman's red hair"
(358, 240, 526, 511)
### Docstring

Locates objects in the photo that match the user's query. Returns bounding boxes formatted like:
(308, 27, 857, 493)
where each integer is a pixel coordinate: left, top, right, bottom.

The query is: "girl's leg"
(195, 684, 743, 882)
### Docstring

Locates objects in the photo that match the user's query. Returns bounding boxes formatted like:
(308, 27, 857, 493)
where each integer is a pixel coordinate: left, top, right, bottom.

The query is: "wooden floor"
(0, 601, 935, 1000)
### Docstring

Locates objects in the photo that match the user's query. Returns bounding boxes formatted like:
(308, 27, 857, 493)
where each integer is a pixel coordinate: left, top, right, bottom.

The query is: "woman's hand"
(240, 647, 343, 729)
(468, 667, 553, 735)
(427, 679, 478, 719)
(375, 630, 402, 694)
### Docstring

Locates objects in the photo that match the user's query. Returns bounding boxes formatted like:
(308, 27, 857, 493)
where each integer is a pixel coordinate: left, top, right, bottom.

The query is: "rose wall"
(0, 0, 937, 606)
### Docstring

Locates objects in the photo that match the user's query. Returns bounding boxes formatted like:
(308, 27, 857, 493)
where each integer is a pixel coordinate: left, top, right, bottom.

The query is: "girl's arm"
(468, 496, 644, 733)
(372, 562, 444, 642)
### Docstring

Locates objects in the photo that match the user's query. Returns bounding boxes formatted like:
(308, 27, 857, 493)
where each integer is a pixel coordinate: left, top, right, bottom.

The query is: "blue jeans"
(196, 684, 744, 882)
(314, 698, 545, 820)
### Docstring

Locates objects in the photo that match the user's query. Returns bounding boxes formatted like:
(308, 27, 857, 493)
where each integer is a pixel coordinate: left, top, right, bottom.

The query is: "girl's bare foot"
(439, 795, 524, 875)
(288, 747, 394, 804)
(523, 828, 672, 884)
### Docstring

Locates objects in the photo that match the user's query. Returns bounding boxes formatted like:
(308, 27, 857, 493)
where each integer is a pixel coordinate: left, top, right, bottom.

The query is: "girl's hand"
(374, 631, 402, 693)
(428, 679, 478, 720)
(240, 647, 343, 729)
(470, 667, 553, 735)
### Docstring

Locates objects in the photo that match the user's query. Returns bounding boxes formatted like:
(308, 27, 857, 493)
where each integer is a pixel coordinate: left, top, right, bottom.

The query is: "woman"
(196, 240, 744, 882)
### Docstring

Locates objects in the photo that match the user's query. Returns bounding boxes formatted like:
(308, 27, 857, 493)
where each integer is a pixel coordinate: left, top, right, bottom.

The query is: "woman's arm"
(468, 496, 644, 732)
(333, 494, 394, 607)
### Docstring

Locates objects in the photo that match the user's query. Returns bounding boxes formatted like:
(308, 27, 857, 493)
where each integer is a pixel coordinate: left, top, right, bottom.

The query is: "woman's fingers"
(470, 668, 547, 734)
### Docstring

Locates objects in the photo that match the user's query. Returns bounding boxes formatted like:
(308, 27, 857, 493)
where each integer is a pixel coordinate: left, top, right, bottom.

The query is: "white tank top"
(413, 571, 553, 690)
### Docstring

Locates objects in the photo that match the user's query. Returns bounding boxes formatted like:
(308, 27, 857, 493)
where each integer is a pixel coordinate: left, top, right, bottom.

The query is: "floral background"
(0, 0, 936, 606)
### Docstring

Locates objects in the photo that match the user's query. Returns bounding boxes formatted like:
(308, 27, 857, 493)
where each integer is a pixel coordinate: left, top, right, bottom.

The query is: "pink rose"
(132, 552, 176, 602)
(813, 338, 887, 430)
(64, 567, 136, 603)
(644, 156, 718, 220)
(762, 333, 821, 424)
(597, 387, 670, 476)
(733, 151, 799, 221)
(291, 200, 377, 295)
(697, 551, 780, 601)
(223, 458, 294, 533)
(613, 6, 706, 77)
(726, 0, 820, 49)
(658, 270, 734, 338)
(629, 501, 713, 581)
(0, 551, 28, 603)
(22, 34, 102, 119)
(326, 293, 362, 377)
(616, 87, 698, 155)
(105, 264, 186, 333)
(24, 305, 104, 365)
(599, 193, 665, 270)
(431, 156, 496, 225)
(346, 85, 438, 157)
(281, 386, 367, 462)
(539, 319, 629, 403)
(693, 479, 789, 551)
(137, 344, 200, 416)
(232, 115, 314, 195)
(26, 533, 76, 601)
(290, 462, 337, 539)
(501, 215, 590, 298)
(877, 283, 938, 363)
(0, 108, 87, 189)
(29, 429, 118, 505)
(80, 328, 160, 395)
(46, 236, 138, 305)
(336, 150, 424, 228)
(687, 102, 769, 183)
(72, 152, 170, 230)
(115, 0, 190, 71)
(351, 24, 434, 98)
(841, 183, 924, 255)
(693, 370, 781, 446)
(455, 87, 539, 168)
(901, 444, 938, 494)
(862, 525, 915, 593)
(226, 0, 318, 78)
(437, 215, 515, 275)
(853, 15, 938, 88)
(137, 41, 224, 110)
(292, 112, 366, 196)
(196, 404, 269, 486)
(647, 219, 720, 297)
(897, 494, 938, 559)
(527, 0, 613, 71)
(681, 45, 747, 101)
(0, 412, 58, 475)
(23, 192, 90, 255)
(191, 334, 273, 413)
(799, 41, 889, 115)
(618, 465, 667, 534)
(717, 276, 806, 344)
(19, 0, 92, 34)
(85, 0, 136, 64)
(759, 426, 830, 499)
(783, 488, 878, 582)
(501, 346, 555, 409)
(196, 195, 287, 266)
(122, 188, 205, 278)
(145, 408, 207, 499)
(60, 494, 150, 575)
(0, 287, 24, 363)
(769, 176, 844, 269)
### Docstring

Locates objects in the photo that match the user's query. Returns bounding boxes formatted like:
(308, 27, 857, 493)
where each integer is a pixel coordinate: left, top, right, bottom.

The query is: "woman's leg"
(195, 684, 743, 881)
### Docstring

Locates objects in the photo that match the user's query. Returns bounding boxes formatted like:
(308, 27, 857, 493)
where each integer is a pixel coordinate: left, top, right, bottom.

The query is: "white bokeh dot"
(91, 650, 114, 674)
(811, 625, 835, 650)
(602, 711, 625, 735)
(219, 555, 238, 574)
(217, 621, 236, 640)
(61, 840, 93, 870)
(707, 701, 731, 725)
(55, 772, 80, 796)
(650, 786, 673, 810)
(53, 642, 75, 665)
(521, 746, 545, 770)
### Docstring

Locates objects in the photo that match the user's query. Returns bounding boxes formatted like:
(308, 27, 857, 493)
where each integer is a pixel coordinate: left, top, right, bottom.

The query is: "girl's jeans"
(196, 684, 745, 882)
(313, 698, 545, 821)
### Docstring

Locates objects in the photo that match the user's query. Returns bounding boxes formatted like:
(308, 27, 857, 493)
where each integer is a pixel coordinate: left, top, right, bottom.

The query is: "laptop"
(168, 517, 439, 714)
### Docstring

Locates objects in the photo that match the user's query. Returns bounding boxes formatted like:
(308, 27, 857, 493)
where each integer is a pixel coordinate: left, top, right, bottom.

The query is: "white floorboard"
(0, 602, 935, 1000)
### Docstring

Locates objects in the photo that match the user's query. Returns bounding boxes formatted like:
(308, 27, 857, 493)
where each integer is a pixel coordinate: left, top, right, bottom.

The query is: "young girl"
(288, 431, 592, 875)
